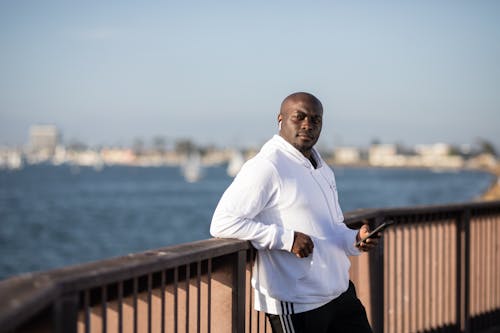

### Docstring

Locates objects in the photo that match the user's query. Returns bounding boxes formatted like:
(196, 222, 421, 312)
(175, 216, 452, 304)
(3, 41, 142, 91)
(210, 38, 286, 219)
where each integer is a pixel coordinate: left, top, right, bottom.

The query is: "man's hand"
(291, 231, 314, 258)
(356, 224, 380, 252)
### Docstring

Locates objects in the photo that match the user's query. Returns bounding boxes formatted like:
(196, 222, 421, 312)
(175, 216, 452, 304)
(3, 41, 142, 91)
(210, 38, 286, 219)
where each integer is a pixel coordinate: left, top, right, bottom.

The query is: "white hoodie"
(210, 135, 360, 315)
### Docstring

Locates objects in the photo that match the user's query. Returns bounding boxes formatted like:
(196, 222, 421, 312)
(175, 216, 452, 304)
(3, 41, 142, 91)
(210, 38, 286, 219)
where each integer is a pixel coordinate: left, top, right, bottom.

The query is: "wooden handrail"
(1, 201, 499, 333)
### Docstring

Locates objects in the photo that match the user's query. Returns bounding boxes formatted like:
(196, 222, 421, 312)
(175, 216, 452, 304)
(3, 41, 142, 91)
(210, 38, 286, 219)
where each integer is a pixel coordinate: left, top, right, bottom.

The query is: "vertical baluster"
(476, 213, 481, 329)
(207, 259, 211, 333)
(84, 289, 90, 333)
(473, 215, 479, 327)
(423, 219, 429, 330)
(450, 218, 456, 329)
(174, 266, 179, 333)
(403, 220, 409, 333)
(185, 264, 191, 333)
(388, 219, 394, 333)
(464, 209, 471, 333)
(404, 218, 410, 333)
(477, 216, 482, 326)
(134, 277, 138, 333)
(485, 215, 489, 325)
(53, 292, 78, 333)
(431, 218, 435, 330)
(249, 249, 253, 333)
(495, 211, 498, 326)
(486, 216, 492, 325)
(456, 212, 463, 332)
(197, 261, 201, 333)
(449, 215, 454, 329)
(410, 218, 417, 333)
(480, 216, 486, 328)
(256, 311, 260, 333)
(419, 221, 425, 331)
(486, 215, 492, 328)
(431, 218, 437, 330)
(118, 281, 123, 333)
(161, 270, 166, 333)
(101, 285, 107, 333)
(496, 213, 500, 326)
(443, 220, 450, 329)
(385, 221, 391, 333)
(186, 264, 190, 333)
(397, 221, 403, 333)
(235, 250, 246, 333)
(438, 220, 445, 330)
(148, 273, 152, 333)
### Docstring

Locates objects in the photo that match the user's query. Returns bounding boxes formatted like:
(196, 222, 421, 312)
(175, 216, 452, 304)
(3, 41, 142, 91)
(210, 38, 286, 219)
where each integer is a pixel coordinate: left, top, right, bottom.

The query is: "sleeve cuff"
(348, 228, 362, 256)
(280, 228, 295, 252)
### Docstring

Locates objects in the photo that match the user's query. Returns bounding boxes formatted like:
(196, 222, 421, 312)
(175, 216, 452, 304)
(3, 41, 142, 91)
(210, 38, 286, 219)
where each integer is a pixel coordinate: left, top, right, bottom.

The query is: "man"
(210, 92, 378, 333)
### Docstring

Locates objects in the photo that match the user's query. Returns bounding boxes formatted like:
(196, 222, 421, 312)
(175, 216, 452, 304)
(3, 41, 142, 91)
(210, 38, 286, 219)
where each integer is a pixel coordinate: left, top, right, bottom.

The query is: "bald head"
(278, 92, 323, 158)
(280, 92, 323, 115)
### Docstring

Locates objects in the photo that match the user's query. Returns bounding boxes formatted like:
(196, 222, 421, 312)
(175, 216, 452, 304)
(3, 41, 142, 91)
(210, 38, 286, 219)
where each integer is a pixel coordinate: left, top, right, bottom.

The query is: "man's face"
(279, 98, 323, 157)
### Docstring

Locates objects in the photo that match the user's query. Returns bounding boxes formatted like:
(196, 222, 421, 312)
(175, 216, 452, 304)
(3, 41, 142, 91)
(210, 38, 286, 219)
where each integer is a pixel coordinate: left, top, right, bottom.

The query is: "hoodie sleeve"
(326, 164, 361, 256)
(336, 223, 362, 256)
(210, 157, 295, 251)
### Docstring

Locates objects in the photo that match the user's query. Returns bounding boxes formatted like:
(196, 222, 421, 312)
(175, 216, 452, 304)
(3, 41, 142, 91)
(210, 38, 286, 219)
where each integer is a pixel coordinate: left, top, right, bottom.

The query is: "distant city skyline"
(1, 1, 499, 150)
(4, 123, 496, 152)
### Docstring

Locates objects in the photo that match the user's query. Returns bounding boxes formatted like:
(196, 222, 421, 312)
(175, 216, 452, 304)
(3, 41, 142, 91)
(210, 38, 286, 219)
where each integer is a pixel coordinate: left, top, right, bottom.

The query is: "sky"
(1, 1, 499, 150)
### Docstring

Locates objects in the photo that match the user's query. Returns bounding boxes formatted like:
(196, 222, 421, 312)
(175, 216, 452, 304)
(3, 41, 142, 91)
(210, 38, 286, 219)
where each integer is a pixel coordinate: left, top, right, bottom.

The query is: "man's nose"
(301, 117, 313, 130)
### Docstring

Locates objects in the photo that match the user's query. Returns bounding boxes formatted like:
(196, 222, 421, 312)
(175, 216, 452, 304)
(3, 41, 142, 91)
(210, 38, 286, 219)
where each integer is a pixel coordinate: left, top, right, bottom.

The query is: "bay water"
(0, 164, 493, 280)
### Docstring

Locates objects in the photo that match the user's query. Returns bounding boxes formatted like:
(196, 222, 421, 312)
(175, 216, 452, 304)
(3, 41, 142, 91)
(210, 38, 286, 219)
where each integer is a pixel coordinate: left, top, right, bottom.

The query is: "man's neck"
(302, 150, 317, 169)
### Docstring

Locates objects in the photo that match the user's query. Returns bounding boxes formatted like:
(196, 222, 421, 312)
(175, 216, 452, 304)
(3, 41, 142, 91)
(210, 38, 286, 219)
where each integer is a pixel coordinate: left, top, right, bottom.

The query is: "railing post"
(369, 215, 385, 333)
(233, 249, 247, 333)
(53, 291, 78, 333)
(457, 209, 471, 333)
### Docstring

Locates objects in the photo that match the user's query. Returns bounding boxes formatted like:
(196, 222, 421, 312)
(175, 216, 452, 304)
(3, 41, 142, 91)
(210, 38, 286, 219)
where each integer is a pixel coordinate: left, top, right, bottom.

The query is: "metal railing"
(1, 200, 499, 333)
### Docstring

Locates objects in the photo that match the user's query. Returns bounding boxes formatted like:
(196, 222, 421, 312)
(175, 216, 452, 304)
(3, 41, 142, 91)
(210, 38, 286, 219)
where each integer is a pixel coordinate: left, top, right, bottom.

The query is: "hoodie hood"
(261, 135, 324, 169)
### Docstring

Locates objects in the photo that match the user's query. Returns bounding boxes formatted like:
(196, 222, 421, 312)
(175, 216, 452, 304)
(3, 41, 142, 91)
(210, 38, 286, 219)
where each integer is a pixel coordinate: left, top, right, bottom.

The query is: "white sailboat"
(226, 150, 245, 177)
(182, 152, 203, 182)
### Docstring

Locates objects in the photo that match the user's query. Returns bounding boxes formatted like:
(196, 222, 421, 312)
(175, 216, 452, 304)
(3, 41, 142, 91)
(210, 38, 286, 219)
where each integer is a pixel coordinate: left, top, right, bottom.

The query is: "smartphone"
(356, 220, 394, 247)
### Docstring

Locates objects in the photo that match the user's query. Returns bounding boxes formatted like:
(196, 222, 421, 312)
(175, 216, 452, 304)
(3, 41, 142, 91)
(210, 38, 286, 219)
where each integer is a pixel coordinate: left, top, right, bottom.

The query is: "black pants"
(266, 281, 372, 333)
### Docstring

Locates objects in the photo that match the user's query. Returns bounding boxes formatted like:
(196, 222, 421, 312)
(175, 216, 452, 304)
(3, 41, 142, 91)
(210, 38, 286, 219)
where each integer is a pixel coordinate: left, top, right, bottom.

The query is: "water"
(0, 164, 493, 280)
(335, 166, 493, 210)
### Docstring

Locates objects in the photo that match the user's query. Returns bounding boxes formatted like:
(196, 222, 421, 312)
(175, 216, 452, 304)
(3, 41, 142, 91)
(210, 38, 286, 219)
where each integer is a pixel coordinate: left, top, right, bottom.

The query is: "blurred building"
(369, 144, 400, 166)
(369, 143, 464, 169)
(26, 125, 60, 164)
(0, 148, 23, 170)
(334, 147, 361, 165)
(29, 125, 59, 157)
(414, 143, 464, 169)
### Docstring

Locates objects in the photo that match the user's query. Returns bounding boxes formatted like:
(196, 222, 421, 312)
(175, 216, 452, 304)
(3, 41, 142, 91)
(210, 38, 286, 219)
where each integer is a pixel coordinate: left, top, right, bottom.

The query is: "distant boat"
(0, 151, 23, 170)
(182, 153, 203, 182)
(227, 150, 245, 177)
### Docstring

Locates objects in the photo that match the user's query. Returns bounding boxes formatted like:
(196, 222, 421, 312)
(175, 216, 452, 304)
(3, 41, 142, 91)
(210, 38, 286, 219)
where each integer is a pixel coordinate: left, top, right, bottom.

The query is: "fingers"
(356, 223, 381, 252)
(292, 231, 314, 258)
(360, 223, 370, 233)
(357, 235, 379, 252)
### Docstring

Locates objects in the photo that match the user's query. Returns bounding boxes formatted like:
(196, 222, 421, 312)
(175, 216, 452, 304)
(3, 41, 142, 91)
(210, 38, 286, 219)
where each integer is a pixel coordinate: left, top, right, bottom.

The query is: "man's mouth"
(297, 133, 314, 140)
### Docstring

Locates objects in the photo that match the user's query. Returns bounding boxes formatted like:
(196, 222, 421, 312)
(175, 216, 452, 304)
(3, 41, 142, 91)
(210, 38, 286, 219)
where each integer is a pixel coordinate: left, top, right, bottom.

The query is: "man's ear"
(277, 114, 282, 123)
